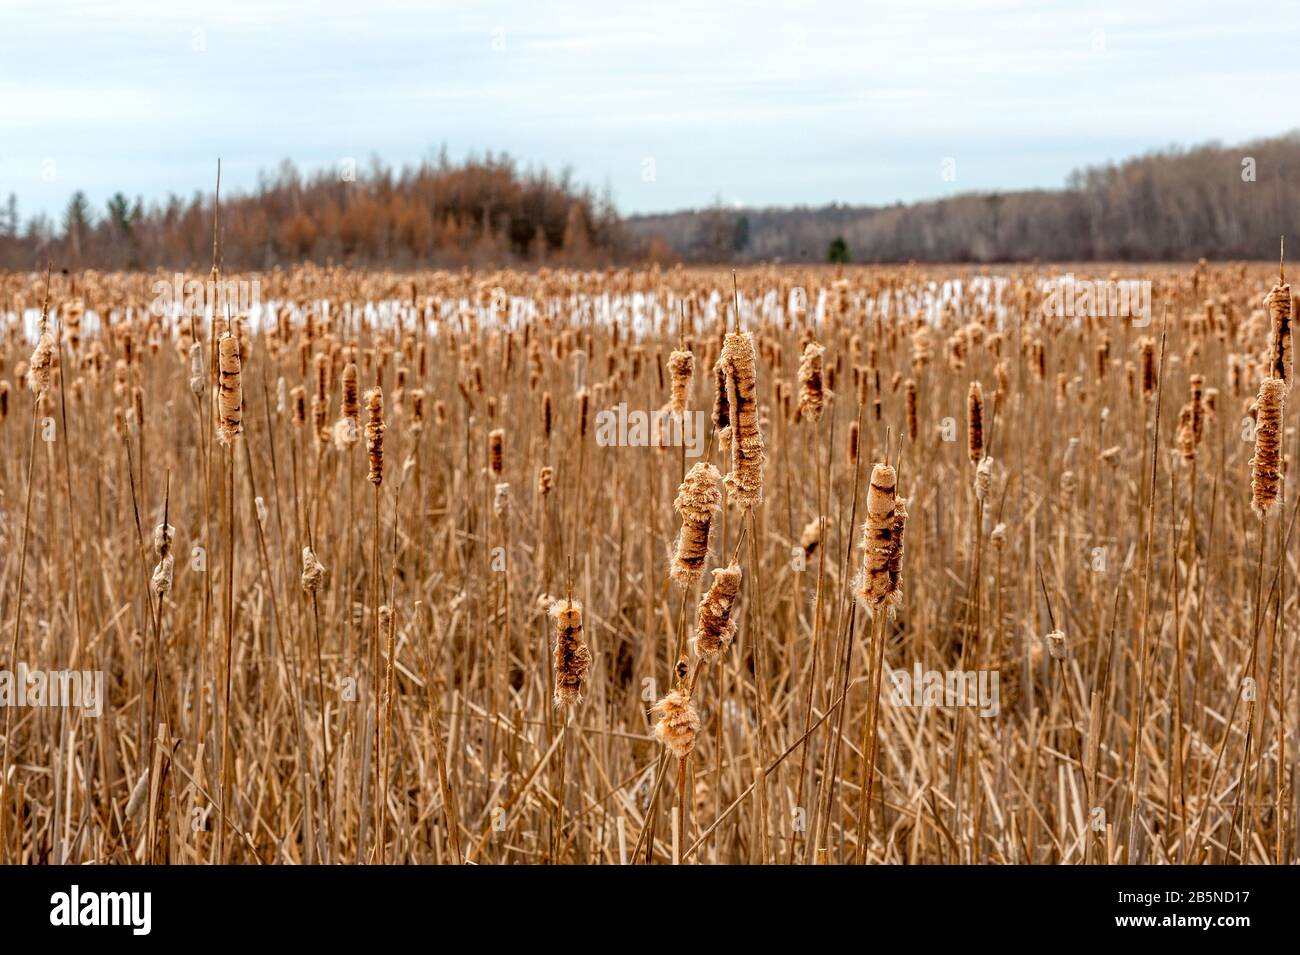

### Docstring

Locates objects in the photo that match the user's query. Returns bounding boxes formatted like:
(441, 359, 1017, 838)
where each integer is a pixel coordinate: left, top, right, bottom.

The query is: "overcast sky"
(2, 0, 1298, 222)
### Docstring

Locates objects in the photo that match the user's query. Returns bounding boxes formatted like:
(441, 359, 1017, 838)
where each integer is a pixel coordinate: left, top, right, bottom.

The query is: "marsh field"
(0, 260, 1295, 865)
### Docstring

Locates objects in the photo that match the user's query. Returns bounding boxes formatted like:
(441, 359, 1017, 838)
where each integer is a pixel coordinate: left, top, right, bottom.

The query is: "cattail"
(538, 465, 554, 496)
(1044, 629, 1067, 660)
(27, 332, 55, 395)
(550, 599, 590, 707)
(1189, 373, 1205, 443)
(541, 391, 553, 441)
(711, 358, 730, 441)
(0, 380, 9, 422)
(290, 385, 307, 427)
(990, 522, 1007, 548)
(1177, 403, 1196, 464)
(216, 333, 242, 446)
(719, 332, 765, 509)
(847, 419, 859, 466)
(856, 463, 908, 617)
(151, 554, 174, 596)
(1250, 377, 1285, 517)
(153, 522, 175, 559)
(670, 463, 722, 587)
(967, 380, 984, 464)
(667, 348, 694, 418)
(333, 361, 361, 449)
(651, 688, 700, 759)
(188, 342, 204, 396)
(494, 482, 510, 518)
(694, 564, 741, 659)
(365, 386, 385, 486)
(577, 387, 590, 439)
(489, 427, 505, 477)
(974, 455, 994, 501)
(797, 341, 827, 422)
(1139, 337, 1155, 400)
(301, 546, 326, 592)
(409, 388, 426, 432)
(904, 378, 918, 443)
(341, 361, 359, 419)
(1267, 278, 1292, 387)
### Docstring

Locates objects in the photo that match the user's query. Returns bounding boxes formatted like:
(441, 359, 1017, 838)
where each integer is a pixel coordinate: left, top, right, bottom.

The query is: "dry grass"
(0, 260, 1295, 865)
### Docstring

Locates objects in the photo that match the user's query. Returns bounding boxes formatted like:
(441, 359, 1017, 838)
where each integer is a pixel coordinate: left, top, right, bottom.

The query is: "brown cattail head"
(694, 564, 741, 659)
(1139, 337, 1155, 400)
(797, 341, 827, 423)
(856, 463, 908, 617)
(537, 464, 554, 496)
(720, 332, 765, 509)
(541, 391, 553, 441)
(27, 332, 56, 395)
(967, 380, 984, 464)
(1267, 280, 1293, 387)
(365, 386, 385, 486)
(667, 348, 694, 417)
(489, 427, 505, 477)
(216, 333, 242, 446)
(290, 385, 307, 427)
(550, 599, 590, 707)
(1189, 373, 1205, 442)
(711, 357, 730, 439)
(905, 378, 918, 443)
(847, 419, 859, 467)
(577, 387, 590, 439)
(341, 361, 360, 420)
(1250, 377, 1285, 517)
(333, 361, 361, 449)
(301, 546, 326, 592)
(670, 463, 722, 588)
(409, 388, 426, 432)
(652, 688, 701, 760)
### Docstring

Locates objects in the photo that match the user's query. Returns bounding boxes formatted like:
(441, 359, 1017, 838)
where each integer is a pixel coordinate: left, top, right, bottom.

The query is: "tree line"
(3, 132, 1296, 271)
(627, 132, 1300, 263)
(0, 152, 628, 271)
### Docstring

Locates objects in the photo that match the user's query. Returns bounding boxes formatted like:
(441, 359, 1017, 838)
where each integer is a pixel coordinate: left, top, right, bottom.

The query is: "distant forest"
(628, 132, 1300, 263)
(1, 134, 1296, 270)
(0, 151, 628, 271)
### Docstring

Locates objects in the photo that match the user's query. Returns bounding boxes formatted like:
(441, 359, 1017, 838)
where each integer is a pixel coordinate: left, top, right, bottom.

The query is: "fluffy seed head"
(694, 564, 741, 659)
(1250, 377, 1285, 517)
(301, 546, 326, 592)
(856, 464, 908, 617)
(550, 599, 590, 707)
(652, 689, 701, 760)
(797, 341, 827, 423)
